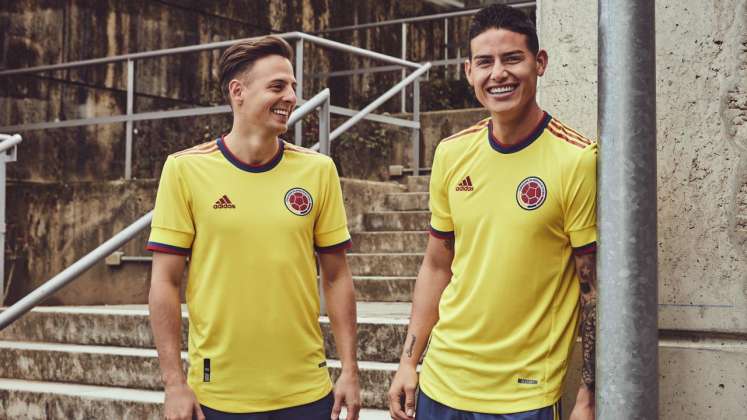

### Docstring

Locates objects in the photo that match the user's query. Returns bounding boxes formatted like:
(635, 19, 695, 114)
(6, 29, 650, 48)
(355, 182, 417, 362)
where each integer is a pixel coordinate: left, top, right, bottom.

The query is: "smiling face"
(465, 28, 547, 121)
(229, 54, 297, 136)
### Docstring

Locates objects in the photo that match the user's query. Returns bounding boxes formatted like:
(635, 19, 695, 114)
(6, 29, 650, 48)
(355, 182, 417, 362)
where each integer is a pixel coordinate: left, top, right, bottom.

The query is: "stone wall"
(538, 0, 747, 417)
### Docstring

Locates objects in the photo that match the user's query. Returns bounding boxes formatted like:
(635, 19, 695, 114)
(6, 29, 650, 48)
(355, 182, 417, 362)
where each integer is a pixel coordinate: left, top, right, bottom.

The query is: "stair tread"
(4, 301, 412, 322)
(0, 378, 392, 418)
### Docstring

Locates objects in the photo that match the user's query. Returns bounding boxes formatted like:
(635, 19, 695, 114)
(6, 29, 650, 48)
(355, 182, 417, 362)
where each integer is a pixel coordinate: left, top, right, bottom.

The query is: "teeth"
(488, 86, 515, 94)
(271, 109, 289, 116)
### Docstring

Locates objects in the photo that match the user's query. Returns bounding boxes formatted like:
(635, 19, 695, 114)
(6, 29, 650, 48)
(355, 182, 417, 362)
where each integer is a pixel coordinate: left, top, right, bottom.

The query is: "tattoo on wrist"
(406, 335, 416, 358)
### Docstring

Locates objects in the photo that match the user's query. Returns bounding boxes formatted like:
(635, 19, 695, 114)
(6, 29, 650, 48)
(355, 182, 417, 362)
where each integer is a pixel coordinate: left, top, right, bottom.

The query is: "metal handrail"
(0, 31, 420, 77)
(0, 31, 426, 178)
(0, 134, 22, 153)
(0, 89, 331, 330)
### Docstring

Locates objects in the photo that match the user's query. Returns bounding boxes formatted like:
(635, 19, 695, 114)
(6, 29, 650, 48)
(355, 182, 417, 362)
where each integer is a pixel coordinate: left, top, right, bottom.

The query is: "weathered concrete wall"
(3, 177, 404, 305)
(539, 0, 747, 417)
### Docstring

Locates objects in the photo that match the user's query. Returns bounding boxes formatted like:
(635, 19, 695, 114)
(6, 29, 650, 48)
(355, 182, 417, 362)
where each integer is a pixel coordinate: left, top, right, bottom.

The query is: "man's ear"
(464, 59, 474, 87)
(229, 79, 243, 106)
(536, 49, 548, 77)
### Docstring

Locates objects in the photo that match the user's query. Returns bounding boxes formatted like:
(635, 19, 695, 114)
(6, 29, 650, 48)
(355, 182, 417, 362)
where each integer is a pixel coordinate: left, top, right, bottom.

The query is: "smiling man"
(147, 36, 361, 420)
(388, 4, 597, 420)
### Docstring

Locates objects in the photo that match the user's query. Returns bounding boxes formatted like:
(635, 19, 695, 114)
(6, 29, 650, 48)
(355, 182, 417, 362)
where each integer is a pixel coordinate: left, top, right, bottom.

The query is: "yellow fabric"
(147, 138, 350, 412)
(421, 114, 597, 413)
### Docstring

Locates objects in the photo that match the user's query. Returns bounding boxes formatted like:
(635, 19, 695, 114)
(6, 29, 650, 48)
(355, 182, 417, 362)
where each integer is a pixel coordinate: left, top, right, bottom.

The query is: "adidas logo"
(213, 195, 236, 209)
(455, 176, 474, 191)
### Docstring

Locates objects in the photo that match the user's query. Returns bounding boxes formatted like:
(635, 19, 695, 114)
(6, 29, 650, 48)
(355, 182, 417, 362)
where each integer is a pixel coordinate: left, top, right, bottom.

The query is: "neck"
(489, 102, 545, 146)
(224, 119, 280, 165)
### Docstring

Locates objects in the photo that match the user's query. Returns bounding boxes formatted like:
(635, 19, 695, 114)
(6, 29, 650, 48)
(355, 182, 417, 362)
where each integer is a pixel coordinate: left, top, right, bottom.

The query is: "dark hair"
(218, 35, 294, 104)
(468, 4, 539, 57)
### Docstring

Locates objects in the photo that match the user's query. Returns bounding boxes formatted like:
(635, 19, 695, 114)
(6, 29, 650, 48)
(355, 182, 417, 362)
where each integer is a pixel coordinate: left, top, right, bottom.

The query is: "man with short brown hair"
(148, 35, 361, 420)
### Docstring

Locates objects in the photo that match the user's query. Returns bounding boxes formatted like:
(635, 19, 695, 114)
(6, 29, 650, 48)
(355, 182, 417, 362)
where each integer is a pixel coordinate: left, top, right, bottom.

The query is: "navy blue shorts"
(199, 392, 333, 420)
(415, 390, 561, 420)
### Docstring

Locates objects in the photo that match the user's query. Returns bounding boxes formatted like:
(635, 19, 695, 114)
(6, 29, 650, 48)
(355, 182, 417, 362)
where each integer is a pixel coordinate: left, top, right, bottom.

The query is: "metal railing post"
(401, 23, 408, 113)
(0, 134, 22, 305)
(598, 1, 658, 419)
(444, 18, 449, 80)
(295, 39, 304, 146)
(125, 59, 135, 180)
(412, 78, 421, 176)
(318, 96, 330, 156)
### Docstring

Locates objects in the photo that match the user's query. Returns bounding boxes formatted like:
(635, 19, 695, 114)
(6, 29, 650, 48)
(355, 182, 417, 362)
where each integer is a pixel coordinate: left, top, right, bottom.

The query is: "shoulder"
(545, 117, 596, 152)
(283, 141, 336, 168)
(435, 117, 490, 159)
(169, 139, 220, 160)
(440, 117, 490, 144)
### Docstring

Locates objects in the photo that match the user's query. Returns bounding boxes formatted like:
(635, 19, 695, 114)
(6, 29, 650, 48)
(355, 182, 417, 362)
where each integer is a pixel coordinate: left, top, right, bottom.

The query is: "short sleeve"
(146, 156, 195, 255)
(429, 144, 454, 239)
(314, 159, 352, 253)
(564, 143, 597, 253)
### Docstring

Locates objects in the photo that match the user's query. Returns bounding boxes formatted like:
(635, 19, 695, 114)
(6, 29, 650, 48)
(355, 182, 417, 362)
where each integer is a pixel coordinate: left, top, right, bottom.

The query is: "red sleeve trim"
(573, 242, 597, 255)
(146, 242, 191, 256)
(429, 226, 455, 239)
(315, 238, 353, 254)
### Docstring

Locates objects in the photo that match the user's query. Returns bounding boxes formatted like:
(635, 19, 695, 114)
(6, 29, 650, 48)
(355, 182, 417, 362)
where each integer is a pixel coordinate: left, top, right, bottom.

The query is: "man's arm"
(318, 250, 361, 420)
(388, 234, 455, 420)
(570, 251, 597, 420)
(149, 252, 204, 420)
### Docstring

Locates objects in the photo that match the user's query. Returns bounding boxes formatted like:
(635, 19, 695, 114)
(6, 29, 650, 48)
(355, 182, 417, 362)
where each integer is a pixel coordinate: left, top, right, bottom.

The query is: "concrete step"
(363, 211, 430, 231)
(0, 378, 392, 419)
(347, 253, 423, 277)
(405, 175, 430, 192)
(384, 192, 429, 211)
(353, 276, 415, 302)
(0, 341, 398, 409)
(350, 231, 428, 253)
(0, 303, 411, 363)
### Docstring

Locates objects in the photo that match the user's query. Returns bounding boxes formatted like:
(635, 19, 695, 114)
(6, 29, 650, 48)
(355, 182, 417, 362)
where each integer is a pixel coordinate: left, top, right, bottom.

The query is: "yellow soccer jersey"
(146, 137, 351, 413)
(420, 113, 597, 413)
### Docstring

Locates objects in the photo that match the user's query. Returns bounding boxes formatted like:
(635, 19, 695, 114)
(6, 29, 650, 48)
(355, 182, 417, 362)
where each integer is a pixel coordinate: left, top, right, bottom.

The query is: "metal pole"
(125, 59, 135, 180)
(0, 211, 154, 330)
(318, 96, 330, 156)
(412, 78, 421, 176)
(401, 23, 408, 113)
(597, 1, 658, 419)
(295, 39, 304, 146)
(444, 18, 449, 80)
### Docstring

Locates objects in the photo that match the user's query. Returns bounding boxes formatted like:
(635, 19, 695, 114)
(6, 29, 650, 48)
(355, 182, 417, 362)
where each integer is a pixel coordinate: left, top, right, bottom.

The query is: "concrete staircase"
(0, 176, 432, 419)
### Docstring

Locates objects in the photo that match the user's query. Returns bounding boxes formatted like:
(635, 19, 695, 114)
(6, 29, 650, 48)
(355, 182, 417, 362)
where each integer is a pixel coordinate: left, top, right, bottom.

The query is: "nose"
(283, 86, 297, 103)
(490, 62, 508, 81)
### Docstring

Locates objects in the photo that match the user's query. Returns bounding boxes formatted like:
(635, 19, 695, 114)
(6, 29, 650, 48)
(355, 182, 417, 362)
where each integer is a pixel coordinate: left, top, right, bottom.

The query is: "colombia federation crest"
(516, 177, 547, 210)
(284, 188, 313, 216)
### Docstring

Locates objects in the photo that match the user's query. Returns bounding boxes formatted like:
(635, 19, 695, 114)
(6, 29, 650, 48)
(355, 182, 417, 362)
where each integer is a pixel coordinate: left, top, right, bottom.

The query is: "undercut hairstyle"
(468, 4, 539, 57)
(218, 35, 294, 104)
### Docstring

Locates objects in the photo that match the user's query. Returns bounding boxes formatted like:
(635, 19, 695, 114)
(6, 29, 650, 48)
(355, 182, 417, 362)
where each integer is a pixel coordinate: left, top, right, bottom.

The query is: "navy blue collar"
(217, 136, 284, 173)
(487, 112, 552, 154)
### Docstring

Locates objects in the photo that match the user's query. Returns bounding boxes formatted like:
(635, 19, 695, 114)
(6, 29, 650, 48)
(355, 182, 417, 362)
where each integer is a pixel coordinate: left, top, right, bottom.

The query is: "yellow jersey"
(421, 113, 597, 413)
(146, 137, 351, 412)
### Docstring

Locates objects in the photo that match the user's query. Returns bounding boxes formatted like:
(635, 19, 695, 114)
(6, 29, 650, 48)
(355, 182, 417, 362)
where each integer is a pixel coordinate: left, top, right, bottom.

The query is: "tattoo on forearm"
(580, 294, 596, 391)
(443, 238, 454, 251)
(406, 335, 416, 358)
(577, 254, 597, 392)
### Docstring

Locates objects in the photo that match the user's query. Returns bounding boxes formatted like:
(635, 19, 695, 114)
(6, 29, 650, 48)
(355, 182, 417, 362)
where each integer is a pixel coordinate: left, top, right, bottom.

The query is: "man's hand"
(387, 364, 419, 420)
(164, 383, 205, 420)
(332, 369, 361, 420)
(569, 384, 595, 420)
